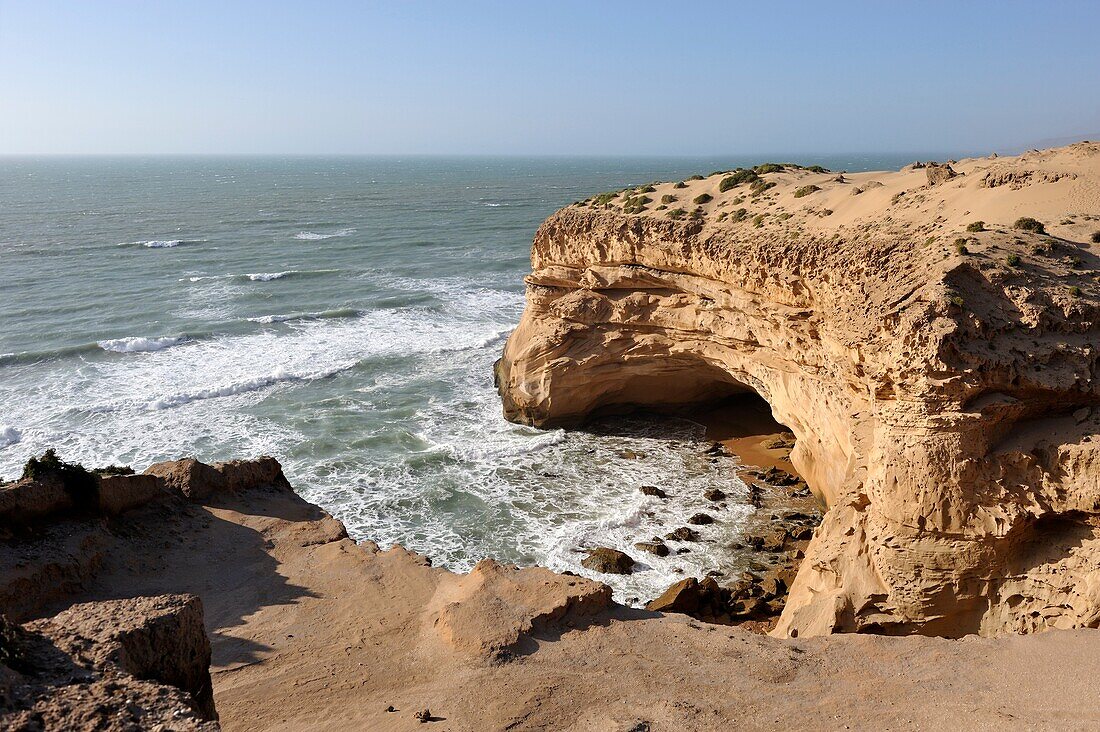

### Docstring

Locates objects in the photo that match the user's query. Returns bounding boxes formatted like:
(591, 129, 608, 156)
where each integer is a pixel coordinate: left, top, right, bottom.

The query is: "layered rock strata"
(497, 143, 1100, 637)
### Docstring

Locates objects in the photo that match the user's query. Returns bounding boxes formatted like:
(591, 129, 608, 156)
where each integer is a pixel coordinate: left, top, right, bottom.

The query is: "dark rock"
(687, 513, 714, 525)
(703, 488, 726, 502)
(580, 547, 635, 574)
(666, 527, 700, 542)
(638, 485, 667, 499)
(788, 525, 814, 541)
(760, 576, 786, 599)
(415, 708, 432, 723)
(634, 541, 670, 557)
(760, 467, 798, 486)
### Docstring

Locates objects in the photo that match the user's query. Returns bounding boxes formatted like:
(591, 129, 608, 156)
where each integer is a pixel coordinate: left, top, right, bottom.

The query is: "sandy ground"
(692, 395, 798, 477)
(22, 477, 1095, 731)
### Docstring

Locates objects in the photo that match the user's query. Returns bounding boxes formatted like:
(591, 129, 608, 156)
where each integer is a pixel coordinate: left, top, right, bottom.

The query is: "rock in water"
(580, 547, 635, 574)
(634, 541, 670, 557)
(665, 527, 700, 542)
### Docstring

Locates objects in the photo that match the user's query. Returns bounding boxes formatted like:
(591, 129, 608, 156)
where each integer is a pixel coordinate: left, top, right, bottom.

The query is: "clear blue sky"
(1, 1, 1097, 156)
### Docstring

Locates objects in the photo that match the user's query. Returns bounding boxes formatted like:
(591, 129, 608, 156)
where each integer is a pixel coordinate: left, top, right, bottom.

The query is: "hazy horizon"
(1, 1, 1098, 156)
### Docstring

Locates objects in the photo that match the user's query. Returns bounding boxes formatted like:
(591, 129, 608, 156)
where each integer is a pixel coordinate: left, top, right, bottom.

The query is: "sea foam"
(294, 228, 356, 241)
(0, 427, 21, 448)
(98, 336, 186, 353)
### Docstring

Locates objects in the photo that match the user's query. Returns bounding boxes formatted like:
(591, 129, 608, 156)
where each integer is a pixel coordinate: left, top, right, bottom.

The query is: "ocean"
(0, 154, 917, 601)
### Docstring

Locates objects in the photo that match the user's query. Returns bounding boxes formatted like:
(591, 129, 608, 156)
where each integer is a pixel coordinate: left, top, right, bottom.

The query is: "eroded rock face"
(497, 143, 1100, 638)
(1, 595, 218, 730)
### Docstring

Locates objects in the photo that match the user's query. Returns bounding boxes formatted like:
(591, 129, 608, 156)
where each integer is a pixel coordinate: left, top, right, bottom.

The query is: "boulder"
(580, 547, 635, 574)
(665, 527, 700, 542)
(634, 541, 670, 557)
(925, 162, 958, 186)
(638, 485, 667, 498)
(687, 513, 714, 525)
(646, 577, 703, 614)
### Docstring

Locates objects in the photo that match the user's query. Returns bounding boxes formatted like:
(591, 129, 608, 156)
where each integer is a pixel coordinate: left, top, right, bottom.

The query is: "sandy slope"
(6, 465, 1098, 731)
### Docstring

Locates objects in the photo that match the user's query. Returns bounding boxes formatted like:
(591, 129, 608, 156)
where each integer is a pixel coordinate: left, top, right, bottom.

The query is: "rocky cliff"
(497, 143, 1100, 637)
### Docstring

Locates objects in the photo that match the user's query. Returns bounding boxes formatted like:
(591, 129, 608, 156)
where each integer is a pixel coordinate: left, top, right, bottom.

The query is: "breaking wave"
(294, 228, 356, 241)
(98, 336, 188, 353)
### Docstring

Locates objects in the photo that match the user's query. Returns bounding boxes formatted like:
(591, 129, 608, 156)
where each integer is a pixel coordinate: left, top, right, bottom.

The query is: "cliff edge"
(496, 143, 1100, 638)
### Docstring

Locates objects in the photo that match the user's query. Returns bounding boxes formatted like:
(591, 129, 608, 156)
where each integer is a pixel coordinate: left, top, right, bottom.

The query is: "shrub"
(592, 192, 618, 207)
(753, 163, 784, 174)
(729, 208, 749, 223)
(949, 294, 965, 308)
(750, 179, 775, 195)
(638, 185, 656, 193)
(805, 165, 828, 173)
(673, 181, 687, 189)
(966, 221, 985, 232)
(793, 185, 820, 198)
(752, 213, 766, 228)
(1005, 254, 1021, 267)
(953, 238, 969, 254)
(21, 449, 98, 511)
(1069, 285, 1083, 297)
(1070, 255, 1083, 269)
(1013, 217, 1045, 233)
(1092, 231, 1100, 243)
(687, 175, 704, 181)
(693, 193, 713, 205)
(94, 464, 135, 476)
(661, 194, 677, 204)
(667, 208, 687, 219)
(719, 170, 759, 192)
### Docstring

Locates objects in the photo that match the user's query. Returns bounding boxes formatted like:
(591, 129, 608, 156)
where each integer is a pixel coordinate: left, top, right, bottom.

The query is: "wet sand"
(690, 394, 797, 478)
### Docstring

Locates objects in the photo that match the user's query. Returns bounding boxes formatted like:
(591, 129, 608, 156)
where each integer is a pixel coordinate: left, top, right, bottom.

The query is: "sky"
(0, 1, 1098, 156)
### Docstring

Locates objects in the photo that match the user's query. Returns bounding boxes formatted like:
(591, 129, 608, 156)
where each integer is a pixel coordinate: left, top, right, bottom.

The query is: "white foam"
(247, 272, 289, 281)
(0, 427, 21, 448)
(98, 336, 187, 353)
(246, 308, 359, 324)
(294, 228, 356, 241)
(147, 363, 352, 411)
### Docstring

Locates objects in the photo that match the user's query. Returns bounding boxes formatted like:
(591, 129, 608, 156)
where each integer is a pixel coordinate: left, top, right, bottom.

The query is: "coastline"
(5, 455, 1100, 730)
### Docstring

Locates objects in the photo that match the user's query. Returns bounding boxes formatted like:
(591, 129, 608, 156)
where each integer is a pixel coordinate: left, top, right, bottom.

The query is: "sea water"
(0, 154, 917, 601)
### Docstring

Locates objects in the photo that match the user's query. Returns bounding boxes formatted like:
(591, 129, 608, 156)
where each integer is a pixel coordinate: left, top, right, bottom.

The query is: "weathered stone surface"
(496, 143, 1100, 638)
(580, 547, 635, 574)
(2, 594, 218, 730)
(144, 455, 288, 501)
(634, 540, 670, 557)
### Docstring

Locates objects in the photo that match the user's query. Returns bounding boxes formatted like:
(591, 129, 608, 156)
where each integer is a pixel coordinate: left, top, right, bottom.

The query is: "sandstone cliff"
(497, 143, 1100, 638)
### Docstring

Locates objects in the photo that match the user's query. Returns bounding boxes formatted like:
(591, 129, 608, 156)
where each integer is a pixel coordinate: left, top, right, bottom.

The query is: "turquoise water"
(0, 154, 914, 600)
